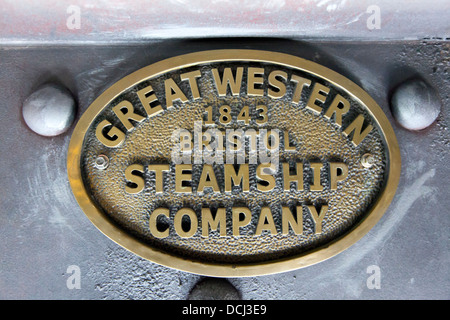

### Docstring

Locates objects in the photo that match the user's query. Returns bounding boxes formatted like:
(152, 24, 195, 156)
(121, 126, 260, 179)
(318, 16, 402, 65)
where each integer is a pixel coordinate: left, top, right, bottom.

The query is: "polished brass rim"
(67, 49, 401, 277)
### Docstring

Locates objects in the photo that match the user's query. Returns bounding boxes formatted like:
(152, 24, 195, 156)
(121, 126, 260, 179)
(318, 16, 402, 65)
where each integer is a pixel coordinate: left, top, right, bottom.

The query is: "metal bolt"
(390, 78, 441, 131)
(188, 278, 241, 300)
(361, 153, 375, 168)
(94, 155, 109, 170)
(22, 83, 76, 136)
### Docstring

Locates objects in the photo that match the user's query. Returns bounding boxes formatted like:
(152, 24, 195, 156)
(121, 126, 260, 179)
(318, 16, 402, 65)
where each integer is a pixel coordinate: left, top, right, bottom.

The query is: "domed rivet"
(188, 278, 241, 300)
(22, 83, 76, 136)
(390, 78, 441, 131)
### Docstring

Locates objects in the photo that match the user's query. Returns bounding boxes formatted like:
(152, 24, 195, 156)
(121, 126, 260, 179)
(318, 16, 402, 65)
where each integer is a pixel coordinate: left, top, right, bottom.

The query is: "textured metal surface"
(0, 39, 448, 298)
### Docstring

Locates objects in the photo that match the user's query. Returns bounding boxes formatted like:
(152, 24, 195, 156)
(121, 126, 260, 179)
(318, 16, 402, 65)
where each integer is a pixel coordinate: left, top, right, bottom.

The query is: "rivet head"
(22, 83, 76, 137)
(390, 78, 441, 131)
(361, 153, 375, 168)
(188, 278, 240, 300)
(94, 155, 109, 170)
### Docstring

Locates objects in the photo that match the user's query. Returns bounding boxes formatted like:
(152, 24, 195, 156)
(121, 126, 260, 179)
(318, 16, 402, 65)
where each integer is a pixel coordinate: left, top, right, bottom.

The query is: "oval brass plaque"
(68, 50, 400, 276)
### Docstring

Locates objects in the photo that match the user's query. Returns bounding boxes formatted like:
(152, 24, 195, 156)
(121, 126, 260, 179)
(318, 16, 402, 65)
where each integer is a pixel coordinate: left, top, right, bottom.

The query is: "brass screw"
(94, 155, 109, 170)
(361, 153, 375, 168)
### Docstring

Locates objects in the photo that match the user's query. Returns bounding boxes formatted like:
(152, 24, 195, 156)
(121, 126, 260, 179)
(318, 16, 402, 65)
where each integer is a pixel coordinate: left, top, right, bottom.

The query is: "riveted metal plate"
(67, 50, 400, 276)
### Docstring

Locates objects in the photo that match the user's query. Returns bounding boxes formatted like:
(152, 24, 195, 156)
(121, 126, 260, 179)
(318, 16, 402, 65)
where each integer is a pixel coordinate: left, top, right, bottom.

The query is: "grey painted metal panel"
(0, 39, 448, 299)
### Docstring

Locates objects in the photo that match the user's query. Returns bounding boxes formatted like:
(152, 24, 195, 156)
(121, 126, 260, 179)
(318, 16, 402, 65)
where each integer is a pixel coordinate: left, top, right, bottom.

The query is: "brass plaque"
(67, 50, 400, 276)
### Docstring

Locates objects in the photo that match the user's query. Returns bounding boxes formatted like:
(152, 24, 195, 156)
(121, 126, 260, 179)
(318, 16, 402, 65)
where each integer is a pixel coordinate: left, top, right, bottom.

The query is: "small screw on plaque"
(361, 153, 375, 168)
(94, 155, 109, 170)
